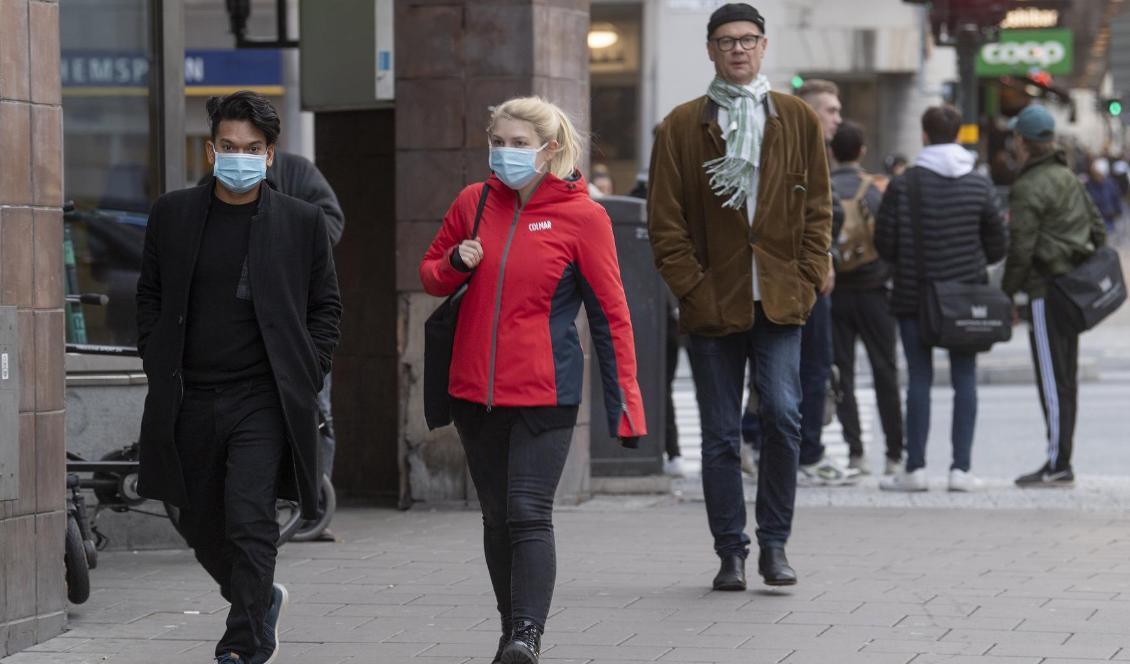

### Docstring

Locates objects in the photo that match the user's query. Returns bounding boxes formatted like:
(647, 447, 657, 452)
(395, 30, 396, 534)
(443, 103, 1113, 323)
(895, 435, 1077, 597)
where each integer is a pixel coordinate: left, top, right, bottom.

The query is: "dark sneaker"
(254, 583, 289, 664)
(501, 620, 542, 663)
(1015, 465, 1075, 488)
(215, 654, 242, 664)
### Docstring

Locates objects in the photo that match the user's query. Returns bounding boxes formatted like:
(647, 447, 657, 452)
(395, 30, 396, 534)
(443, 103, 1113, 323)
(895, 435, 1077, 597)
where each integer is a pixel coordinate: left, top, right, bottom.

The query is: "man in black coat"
(136, 91, 341, 664)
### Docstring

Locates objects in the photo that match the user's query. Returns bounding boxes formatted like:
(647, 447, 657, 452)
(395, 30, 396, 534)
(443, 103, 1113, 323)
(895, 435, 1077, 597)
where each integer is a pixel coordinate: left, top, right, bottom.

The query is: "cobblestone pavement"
(6, 499, 1130, 664)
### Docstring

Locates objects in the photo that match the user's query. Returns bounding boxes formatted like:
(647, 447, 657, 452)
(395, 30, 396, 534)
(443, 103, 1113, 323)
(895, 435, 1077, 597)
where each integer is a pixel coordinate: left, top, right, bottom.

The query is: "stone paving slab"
(4, 502, 1130, 664)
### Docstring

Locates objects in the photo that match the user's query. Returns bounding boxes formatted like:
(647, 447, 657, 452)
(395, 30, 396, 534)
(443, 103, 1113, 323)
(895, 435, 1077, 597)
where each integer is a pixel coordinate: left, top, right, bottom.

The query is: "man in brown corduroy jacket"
(646, 2, 832, 593)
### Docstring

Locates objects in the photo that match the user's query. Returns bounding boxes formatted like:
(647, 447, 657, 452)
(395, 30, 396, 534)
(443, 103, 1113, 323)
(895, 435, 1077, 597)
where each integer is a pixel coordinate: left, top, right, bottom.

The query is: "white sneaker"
(879, 468, 928, 492)
(884, 457, 903, 476)
(948, 469, 984, 492)
(848, 455, 871, 476)
(740, 444, 758, 478)
(664, 456, 687, 478)
(798, 458, 862, 487)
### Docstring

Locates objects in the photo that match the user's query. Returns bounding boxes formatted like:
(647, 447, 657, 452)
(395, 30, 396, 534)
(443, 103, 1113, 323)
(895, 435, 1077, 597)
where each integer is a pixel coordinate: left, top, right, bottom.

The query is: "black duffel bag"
(909, 169, 1012, 352)
(424, 183, 489, 430)
(1051, 245, 1126, 333)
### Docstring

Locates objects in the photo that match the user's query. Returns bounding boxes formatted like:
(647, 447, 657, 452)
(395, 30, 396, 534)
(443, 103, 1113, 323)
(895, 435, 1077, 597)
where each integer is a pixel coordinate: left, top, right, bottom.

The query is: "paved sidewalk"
(6, 499, 1130, 664)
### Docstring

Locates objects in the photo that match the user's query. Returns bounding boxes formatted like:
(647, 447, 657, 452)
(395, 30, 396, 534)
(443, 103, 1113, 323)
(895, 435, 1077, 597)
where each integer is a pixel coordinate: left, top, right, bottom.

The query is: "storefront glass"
(61, 0, 154, 347)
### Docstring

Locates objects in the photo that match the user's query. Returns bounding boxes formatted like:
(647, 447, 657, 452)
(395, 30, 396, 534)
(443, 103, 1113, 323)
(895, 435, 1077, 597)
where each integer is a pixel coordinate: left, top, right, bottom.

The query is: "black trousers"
(174, 377, 286, 660)
(454, 407, 573, 630)
(1028, 296, 1080, 471)
(831, 288, 904, 461)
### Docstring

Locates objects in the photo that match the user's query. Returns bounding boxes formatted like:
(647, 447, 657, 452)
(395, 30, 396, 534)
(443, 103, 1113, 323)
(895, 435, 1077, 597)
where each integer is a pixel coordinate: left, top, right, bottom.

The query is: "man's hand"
(1012, 305, 1021, 326)
(457, 238, 484, 269)
(819, 268, 836, 296)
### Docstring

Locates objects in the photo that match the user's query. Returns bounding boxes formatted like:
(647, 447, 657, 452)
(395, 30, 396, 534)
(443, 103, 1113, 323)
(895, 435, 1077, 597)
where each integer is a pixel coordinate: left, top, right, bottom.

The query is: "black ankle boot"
(492, 618, 511, 664)
(501, 620, 542, 663)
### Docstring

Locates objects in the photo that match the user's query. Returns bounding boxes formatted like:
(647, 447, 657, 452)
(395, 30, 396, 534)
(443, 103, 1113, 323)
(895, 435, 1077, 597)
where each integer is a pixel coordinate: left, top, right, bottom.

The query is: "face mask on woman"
(213, 150, 268, 194)
(489, 143, 548, 190)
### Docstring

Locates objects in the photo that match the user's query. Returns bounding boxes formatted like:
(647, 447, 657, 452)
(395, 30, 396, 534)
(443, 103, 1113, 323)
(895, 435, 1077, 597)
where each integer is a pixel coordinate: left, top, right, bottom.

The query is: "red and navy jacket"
(420, 173, 646, 439)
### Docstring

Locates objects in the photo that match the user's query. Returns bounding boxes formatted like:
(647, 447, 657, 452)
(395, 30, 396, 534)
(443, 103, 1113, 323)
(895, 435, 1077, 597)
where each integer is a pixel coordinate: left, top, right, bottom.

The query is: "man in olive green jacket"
(1002, 104, 1106, 489)
(646, 3, 832, 593)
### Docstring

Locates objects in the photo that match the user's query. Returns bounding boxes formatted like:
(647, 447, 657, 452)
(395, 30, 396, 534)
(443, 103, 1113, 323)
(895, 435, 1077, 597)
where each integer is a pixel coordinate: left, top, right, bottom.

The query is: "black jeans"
(687, 304, 802, 555)
(174, 377, 286, 660)
(798, 293, 833, 466)
(454, 406, 574, 630)
(831, 288, 904, 461)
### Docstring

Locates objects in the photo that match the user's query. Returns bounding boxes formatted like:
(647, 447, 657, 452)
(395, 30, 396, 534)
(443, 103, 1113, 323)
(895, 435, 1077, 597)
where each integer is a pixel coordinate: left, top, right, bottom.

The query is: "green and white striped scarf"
(704, 75, 772, 209)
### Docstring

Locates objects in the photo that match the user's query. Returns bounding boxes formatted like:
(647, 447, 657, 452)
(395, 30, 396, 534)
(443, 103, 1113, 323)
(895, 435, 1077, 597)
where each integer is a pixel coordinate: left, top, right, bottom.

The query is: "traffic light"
(791, 75, 804, 91)
(1102, 98, 1123, 117)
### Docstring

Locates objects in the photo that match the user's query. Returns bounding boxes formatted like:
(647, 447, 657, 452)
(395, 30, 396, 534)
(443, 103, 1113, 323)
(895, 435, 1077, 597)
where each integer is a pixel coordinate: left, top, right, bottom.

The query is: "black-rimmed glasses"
(711, 34, 762, 51)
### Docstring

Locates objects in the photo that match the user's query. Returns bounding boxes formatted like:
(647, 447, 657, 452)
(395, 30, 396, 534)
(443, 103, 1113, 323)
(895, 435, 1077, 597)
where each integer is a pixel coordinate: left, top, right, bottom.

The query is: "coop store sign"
(976, 29, 1073, 77)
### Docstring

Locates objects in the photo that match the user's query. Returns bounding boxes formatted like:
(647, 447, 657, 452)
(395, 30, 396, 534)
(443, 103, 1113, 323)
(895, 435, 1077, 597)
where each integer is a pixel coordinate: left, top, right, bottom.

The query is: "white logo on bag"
(1100, 277, 1113, 293)
(971, 305, 988, 319)
(529, 220, 553, 232)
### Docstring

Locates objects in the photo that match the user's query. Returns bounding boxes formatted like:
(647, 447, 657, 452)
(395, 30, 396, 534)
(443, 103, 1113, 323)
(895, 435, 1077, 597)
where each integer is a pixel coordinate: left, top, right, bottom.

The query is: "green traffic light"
(1110, 100, 1123, 116)
(791, 75, 804, 89)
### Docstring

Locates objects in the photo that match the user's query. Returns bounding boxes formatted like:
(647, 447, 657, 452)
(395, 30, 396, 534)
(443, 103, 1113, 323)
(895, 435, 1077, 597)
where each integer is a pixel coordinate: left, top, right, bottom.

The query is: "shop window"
(61, 0, 156, 347)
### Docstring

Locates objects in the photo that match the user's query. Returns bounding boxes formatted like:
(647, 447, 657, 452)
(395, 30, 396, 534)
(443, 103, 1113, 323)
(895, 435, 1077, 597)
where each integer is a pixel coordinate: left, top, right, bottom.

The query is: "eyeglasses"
(711, 34, 763, 52)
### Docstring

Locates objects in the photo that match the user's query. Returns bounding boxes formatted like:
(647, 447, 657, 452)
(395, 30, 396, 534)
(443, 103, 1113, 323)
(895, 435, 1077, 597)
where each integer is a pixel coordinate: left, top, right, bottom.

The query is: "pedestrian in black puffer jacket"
(873, 105, 1007, 494)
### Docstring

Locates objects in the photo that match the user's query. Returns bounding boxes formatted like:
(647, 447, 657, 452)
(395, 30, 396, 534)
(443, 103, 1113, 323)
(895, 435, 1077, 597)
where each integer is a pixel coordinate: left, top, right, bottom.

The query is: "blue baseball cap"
(1008, 104, 1055, 141)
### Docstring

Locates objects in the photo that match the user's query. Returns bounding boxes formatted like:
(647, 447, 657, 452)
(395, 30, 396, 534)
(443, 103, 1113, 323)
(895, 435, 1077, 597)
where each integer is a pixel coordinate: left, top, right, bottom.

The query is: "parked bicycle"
(62, 294, 335, 603)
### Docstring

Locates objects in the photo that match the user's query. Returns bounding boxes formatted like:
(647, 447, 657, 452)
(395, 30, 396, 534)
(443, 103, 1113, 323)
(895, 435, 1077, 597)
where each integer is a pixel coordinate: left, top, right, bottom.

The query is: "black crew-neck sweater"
(182, 196, 272, 385)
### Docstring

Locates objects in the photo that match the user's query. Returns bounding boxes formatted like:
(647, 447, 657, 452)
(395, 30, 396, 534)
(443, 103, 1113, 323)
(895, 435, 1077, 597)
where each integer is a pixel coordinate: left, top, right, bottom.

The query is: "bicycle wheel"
(65, 513, 91, 604)
(165, 499, 302, 548)
(290, 474, 337, 542)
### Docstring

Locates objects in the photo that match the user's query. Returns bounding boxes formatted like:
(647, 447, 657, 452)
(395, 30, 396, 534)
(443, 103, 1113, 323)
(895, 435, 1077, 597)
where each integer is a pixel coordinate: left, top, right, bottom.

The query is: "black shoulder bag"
(424, 183, 490, 430)
(1051, 244, 1126, 333)
(909, 168, 1012, 352)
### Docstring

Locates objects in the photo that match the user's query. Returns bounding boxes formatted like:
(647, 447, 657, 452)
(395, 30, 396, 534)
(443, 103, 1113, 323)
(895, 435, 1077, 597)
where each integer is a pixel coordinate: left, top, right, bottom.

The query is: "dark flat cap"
(707, 3, 765, 37)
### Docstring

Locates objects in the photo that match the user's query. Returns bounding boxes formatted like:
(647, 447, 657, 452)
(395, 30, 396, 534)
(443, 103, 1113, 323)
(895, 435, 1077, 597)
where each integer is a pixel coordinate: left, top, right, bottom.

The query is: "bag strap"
(851, 174, 873, 203)
(470, 182, 490, 238)
(908, 167, 926, 286)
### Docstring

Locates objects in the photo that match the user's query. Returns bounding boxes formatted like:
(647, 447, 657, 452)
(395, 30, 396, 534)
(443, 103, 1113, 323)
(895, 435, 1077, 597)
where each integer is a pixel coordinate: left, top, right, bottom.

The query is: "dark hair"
(830, 120, 865, 163)
(921, 105, 962, 145)
(883, 153, 908, 174)
(796, 79, 839, 103)
(206, 91, 281, 145)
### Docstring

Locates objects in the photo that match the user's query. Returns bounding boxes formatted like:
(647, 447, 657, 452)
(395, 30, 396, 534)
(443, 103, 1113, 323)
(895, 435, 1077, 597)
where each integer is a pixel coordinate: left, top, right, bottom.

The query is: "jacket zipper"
(485, 194, 528, 410)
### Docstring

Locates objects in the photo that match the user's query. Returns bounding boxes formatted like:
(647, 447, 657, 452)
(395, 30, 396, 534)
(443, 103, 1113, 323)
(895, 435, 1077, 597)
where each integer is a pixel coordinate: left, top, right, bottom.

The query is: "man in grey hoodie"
(874, 105, 1007, 493)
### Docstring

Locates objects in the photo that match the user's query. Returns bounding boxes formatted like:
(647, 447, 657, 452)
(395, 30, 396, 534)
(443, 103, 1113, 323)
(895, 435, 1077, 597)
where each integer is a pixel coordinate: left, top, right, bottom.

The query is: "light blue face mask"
(489, 143, 547, 190)
(212, 150, 268, 194)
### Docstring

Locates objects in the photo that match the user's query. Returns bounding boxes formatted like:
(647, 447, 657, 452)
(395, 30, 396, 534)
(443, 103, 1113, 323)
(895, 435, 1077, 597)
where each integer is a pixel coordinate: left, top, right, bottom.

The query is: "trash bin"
(588, 195, 666, 476)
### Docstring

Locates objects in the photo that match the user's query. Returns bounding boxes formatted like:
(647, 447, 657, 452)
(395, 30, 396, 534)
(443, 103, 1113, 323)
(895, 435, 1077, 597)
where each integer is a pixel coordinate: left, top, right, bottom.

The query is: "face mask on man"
(212, 148, 268, 194)
(489, 143, 548, 190)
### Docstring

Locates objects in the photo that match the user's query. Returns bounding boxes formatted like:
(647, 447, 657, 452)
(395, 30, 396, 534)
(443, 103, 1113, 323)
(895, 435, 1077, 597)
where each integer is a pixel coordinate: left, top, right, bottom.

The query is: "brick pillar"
(0, 0, 67, 655)
(395, 0, 592, 505)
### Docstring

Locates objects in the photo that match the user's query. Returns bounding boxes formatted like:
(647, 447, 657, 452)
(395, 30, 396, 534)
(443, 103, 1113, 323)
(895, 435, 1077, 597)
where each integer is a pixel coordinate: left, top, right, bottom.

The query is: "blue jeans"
(688, 306, 802, 555)
(898, 318, 977, 473)
(742, 295, 830, 467)
(799, 294, 833, 466)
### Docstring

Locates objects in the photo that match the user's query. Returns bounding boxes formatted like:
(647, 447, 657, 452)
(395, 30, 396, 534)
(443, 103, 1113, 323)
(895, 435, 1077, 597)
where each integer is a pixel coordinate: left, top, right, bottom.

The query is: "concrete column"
(394, 0, 592, 505)
(0, 0, 68, 654)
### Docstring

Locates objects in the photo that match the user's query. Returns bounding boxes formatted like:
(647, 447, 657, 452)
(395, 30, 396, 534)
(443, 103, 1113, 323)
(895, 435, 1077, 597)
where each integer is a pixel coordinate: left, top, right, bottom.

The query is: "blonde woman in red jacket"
(420, 97, 645, 664)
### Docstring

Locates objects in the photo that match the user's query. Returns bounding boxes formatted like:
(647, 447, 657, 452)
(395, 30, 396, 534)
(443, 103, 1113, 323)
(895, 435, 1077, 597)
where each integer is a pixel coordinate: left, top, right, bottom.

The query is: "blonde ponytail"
(488, 96, 585, 180)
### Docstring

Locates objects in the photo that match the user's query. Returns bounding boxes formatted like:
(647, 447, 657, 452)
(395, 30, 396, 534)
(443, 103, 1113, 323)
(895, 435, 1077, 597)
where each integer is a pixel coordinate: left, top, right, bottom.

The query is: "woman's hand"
(458, 238, 484, 269)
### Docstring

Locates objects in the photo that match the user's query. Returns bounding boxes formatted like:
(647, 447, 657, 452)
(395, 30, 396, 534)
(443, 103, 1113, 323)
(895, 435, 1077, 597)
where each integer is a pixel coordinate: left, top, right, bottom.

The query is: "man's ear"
(266, 144, 276, 169)
(206, 141, 217, 168)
